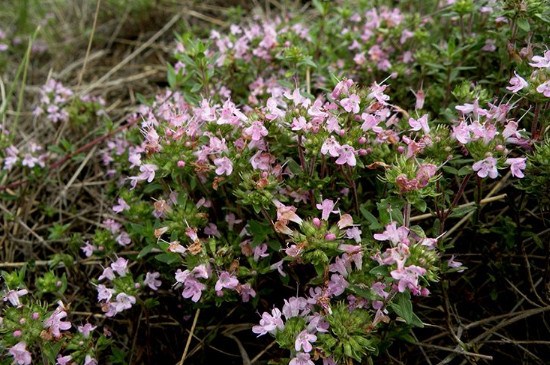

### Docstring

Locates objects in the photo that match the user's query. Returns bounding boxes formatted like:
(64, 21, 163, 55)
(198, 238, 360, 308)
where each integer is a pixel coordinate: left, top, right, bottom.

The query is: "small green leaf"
(390, 292, 424, 328)
(448, 205, 477, 218)
(517, 18, 530, 32)
(137, 245, 154, 259)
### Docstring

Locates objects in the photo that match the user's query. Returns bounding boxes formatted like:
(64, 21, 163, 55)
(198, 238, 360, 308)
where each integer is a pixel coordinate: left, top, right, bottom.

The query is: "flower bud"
(312, 218, 322, 228)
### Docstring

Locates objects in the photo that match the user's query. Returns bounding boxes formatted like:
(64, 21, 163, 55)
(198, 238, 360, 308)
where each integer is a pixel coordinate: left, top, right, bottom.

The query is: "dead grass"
(1, 1, 550, 364)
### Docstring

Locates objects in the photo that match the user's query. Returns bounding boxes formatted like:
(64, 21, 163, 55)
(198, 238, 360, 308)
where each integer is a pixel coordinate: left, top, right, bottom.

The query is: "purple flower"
(144, 272, 162, 290)
(112, 198, 130, 213)
(239, 283, 256, 302)
(81, 241, 96, 257)
(253, 243, 269, 261)
(536, 81, 550, 97)
(84, 355, 98, 365)
(295, 330, 317, 352)
(316, 199, 338, 221)
(3, 289, 28, 307)
(139, 163, 158, 183)
(506, 72, 528, 93)
(97, 284, 115, 302)
(215, 271, 239, 292)
(448, 255, 464, 272)
(270, 259, 286, 277)
(9, 342, 32, 365)
(98, 267, 115, 281)
(44, 308, 72, 338)
(472, 157, 498, 179)
(505, 157, 527, 178)
(252, 308, 284, 336)
(56, 354, 72, 365)
(78, 323, 97, 338)
(213, 156, 233, 176)
(113, 293, 136, 313)
(327, 274, 348, 296)
(116, 232, 131, 246)
(289, 352, 315, 365)
(110, 257, 129, 277)
(182, 277, 206, 302)
(282, 296, 308, 320)
(529, 50, 550, 69)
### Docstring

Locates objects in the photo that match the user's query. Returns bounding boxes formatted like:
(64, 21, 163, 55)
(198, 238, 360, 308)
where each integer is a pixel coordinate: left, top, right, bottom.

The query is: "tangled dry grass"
(1, 1, 549, 364)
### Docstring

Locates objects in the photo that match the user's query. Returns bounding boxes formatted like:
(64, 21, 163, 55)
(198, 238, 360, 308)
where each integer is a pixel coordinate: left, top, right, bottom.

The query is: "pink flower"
(84, 355, 98, 365)
(505, 157, 527, 178)
(291, 116, 308, 131)
(360, 113, 383, 133)
(275, 200, 303, 224)
(335, 145, 357, 166)
(253, 243, 269, 261)
(391, 265, 426, 294)
(316, 199, 338, 220)
(373, 222, 410, 245)
(482, 39, 496, 52)
(327, 273, 348, 296)
(116, 232, 131, 246)
(110, 257, 129, 277)
(81, 241, 96, 257)
(239, 283, 256, 302)
(290, 352, 315, 365)
(408, 114, 430, 134)
(56, 355, 72, 365)
(448, 255, 464, 272)
(506, 72, 528, 93)
(144, 272, 162, 290)
(452, 121, 471, 144)
(112, 198, 130, 213)
(215, 271, 239, 291)
(98, 267, 115, 281)
(472, 157, 498, 179)
(295, 330, 317, 352)
(284, 88, 311, 107)
(3, 289, 28, 307)
(330, 79, 354, 99)
(321, 136, 341, 157)
(244, 121, 268, 141)
(113, 293, 136, 313)
(44, 307, 72, 338)
(340, 94, 360, 113)
(213, 156, 233, 176)
(536, 81, 550, 97)
(282, 296, 308, 320)
(8, 342, 32, 365)
(337, 214, 354, 229)
(181, 277, 206, 302)
(78, 323, 97, 338)
(139, 163, 158, 183)
(252, 308, 285, 336)
(529, 50, 550, 69)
